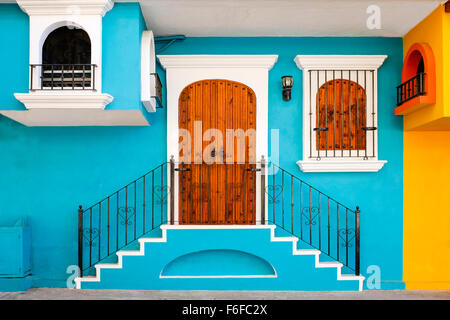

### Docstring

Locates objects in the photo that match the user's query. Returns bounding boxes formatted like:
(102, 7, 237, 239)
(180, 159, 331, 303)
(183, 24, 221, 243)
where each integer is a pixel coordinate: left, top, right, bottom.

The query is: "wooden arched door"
(178, 79, 256, 224)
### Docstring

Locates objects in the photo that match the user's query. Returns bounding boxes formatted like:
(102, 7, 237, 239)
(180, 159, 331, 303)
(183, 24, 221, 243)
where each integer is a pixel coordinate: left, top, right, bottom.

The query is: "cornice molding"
(16, 0, 114, 16)
(157, 55, 279, 70)
(294, 55, 387, 70)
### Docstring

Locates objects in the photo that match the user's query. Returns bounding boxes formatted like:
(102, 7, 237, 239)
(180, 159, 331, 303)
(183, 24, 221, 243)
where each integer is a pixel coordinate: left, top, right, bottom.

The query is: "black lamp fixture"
(281, 75, 293, 101)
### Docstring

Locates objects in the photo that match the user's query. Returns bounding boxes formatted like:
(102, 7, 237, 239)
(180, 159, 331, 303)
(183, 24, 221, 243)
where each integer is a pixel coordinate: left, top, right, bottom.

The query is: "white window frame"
(294, 55, 388, 173)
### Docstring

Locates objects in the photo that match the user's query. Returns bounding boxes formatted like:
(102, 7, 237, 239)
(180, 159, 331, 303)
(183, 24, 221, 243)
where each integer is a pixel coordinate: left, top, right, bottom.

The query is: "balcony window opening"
(32, 26, 96, 90)
(396, 51, 426, 106)
(417, 57, 424, 74)
(295, 55, 387, 172)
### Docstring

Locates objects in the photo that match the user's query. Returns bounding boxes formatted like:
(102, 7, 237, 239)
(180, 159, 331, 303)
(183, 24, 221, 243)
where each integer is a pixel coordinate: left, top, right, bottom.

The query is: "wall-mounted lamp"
(281, 76, 293, 101)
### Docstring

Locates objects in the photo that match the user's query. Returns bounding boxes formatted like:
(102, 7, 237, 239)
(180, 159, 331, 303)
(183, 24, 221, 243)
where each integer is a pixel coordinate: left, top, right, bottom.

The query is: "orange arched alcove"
(395, 42, 436, 115)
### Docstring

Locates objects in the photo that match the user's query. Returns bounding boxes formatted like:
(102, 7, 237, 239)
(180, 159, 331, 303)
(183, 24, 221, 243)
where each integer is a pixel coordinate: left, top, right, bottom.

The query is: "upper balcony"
(394, 43, 435, 116)
(0, 1, 161, 127)
(394, 3, 450, 130)
(396, 72, 426, 107)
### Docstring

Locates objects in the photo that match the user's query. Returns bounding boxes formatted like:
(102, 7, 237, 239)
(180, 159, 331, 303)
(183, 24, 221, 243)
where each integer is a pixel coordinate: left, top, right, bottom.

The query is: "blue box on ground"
(0, 218, 32, 292)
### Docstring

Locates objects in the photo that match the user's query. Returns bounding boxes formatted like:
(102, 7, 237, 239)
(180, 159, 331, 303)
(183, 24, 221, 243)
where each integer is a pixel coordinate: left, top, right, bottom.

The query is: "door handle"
(175, 167, 191, 172)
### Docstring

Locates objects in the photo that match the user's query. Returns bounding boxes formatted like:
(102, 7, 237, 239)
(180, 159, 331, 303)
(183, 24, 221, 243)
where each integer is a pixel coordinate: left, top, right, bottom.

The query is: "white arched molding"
(294, 55, 388, 173)
(157, 54, 278, 225)
(141, 30, 157, 113)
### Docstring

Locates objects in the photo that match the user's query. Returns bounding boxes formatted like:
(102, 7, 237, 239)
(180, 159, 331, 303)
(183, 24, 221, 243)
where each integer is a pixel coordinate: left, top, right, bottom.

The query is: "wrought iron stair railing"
(78, 162, 169, 276)
(265, 162, 360, 275)
(78, 158, 360, 277)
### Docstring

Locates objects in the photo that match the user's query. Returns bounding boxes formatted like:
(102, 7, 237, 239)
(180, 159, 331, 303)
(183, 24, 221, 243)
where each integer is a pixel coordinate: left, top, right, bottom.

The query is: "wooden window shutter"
(316, 79, 366, 151)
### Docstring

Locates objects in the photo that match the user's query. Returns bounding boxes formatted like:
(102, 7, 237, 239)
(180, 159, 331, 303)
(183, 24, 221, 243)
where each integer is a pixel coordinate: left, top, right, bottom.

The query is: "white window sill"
(297, 160, 387, 173)
(14, 92, 113, 109)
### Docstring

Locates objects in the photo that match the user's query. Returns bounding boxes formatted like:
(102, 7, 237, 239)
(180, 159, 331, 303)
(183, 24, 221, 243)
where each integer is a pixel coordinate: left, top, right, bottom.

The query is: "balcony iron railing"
(78, 162, 169, 276)
(396, 72, 426, 106)
(30, 64, 97, 91)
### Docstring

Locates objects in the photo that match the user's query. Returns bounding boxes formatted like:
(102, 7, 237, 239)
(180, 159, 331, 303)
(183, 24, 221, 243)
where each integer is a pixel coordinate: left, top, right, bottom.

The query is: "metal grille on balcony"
(30, 64, 97, 91)
(396, 72, 426, 106)
(307, 70, 377, 160)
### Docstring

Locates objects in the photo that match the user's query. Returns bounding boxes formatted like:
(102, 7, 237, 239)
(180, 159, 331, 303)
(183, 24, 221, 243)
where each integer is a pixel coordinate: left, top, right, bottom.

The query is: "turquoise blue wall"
(0, 3, 403, 289)
(161, 37, 404, 289)
(0, 3, 167, 287)
(0, 4, 28, 110)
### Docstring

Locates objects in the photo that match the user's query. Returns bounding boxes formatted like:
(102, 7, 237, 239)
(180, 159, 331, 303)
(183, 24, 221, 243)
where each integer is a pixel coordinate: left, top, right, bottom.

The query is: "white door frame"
(158, 55, 278, 225)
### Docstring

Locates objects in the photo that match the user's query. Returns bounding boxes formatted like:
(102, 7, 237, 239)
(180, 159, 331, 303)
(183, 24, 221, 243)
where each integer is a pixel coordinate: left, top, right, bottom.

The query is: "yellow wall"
(402, 5, 450, 290)
(442, 7, 450, 118)
(403, 132, 450, 290)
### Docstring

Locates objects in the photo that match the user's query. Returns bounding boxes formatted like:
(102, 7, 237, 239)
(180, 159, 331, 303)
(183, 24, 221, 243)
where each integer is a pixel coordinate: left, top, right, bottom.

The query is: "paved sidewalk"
(1, 288, 450, 300)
